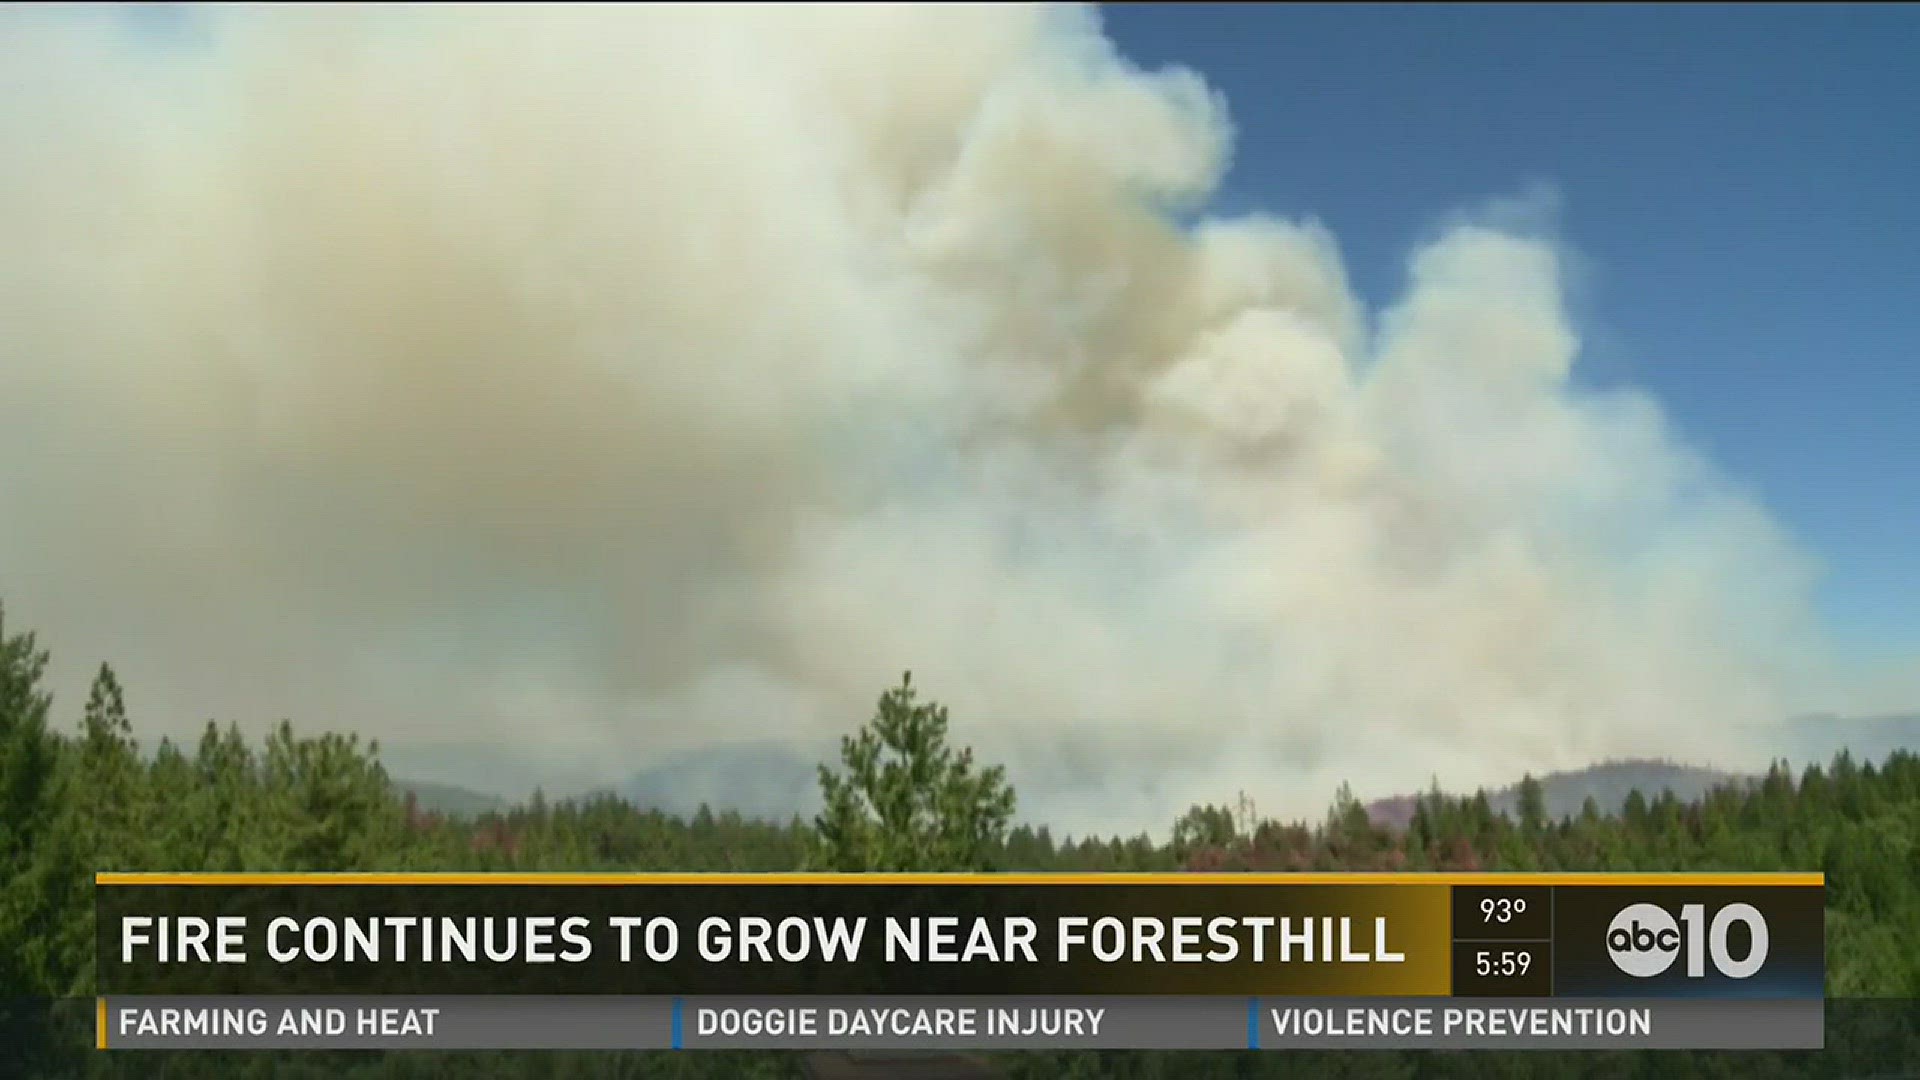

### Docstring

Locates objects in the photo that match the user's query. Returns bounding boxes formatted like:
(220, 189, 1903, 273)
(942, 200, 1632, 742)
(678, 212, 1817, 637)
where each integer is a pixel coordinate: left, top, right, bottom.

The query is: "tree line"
(1, 602, 1915, 1077)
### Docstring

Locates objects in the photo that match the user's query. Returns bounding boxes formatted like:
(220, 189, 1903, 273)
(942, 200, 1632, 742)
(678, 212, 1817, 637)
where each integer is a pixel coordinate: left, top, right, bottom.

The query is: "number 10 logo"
(1605, 902, 1770, 979)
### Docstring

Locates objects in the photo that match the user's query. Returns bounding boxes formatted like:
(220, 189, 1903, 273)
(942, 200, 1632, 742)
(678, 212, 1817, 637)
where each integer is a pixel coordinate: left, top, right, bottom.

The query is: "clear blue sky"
(1104, 4, 1919, 657)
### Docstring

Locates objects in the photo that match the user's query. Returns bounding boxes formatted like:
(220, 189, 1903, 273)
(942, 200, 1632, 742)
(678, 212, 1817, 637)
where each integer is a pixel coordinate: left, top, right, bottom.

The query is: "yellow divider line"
(94, 871, 1825, 887)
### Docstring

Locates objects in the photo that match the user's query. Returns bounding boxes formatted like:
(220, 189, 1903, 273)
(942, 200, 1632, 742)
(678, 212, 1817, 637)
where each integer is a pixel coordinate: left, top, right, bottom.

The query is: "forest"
(2, 602, 1916, 1077)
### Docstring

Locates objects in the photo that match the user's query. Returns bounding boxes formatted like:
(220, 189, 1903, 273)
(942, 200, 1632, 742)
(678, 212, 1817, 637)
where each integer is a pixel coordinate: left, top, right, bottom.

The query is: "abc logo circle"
(1606, 903, 1681, 977)
(1604, 902, 1770, 979)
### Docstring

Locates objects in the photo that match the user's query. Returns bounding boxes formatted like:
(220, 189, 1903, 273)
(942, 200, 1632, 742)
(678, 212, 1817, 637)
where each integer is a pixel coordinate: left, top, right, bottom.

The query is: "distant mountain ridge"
(395, 779, 508, 819)
(1366, 713, 1920, 830)
(1364, 760, 1752, 831)
(392, 712, 1920, 829)
(613, 740, 830, 822)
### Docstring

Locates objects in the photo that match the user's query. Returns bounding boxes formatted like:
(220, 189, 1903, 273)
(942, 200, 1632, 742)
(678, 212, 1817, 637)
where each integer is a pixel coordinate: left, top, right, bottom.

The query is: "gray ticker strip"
(98, 995, 1823, 1051)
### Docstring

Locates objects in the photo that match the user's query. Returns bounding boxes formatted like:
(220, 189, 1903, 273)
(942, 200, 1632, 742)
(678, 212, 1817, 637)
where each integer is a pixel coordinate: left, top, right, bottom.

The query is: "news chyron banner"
(94, 872, 1823, 1052)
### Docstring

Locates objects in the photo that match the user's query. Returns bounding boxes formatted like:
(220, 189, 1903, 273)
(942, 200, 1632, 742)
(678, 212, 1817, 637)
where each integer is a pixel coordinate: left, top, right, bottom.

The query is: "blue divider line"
(1247, 996, 1260, 1049)
(672, 997, 683, 1049)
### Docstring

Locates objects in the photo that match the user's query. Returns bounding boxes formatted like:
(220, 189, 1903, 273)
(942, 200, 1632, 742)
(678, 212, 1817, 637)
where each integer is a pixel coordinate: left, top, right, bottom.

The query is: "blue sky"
(1104, 4, 1918, 658)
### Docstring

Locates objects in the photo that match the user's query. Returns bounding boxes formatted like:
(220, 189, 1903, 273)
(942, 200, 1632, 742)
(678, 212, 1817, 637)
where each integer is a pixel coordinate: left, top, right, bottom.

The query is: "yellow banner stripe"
(94, 871, 1824, 887)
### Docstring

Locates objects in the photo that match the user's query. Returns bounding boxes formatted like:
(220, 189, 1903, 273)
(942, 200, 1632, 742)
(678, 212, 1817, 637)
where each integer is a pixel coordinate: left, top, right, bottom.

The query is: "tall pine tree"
(811, 673, 1015, 872)
(0, 604, 66, 994)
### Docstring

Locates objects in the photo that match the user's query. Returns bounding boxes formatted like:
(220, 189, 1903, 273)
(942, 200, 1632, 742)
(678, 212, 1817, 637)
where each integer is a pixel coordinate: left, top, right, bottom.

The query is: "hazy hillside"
(1363, 714, 1920, 829)
(395, 779, 507, 819)
(614, 741, 828, 822)
(385, 713, 1920, 831)
(1366, 760, 1751, 830)
(415, 757, 1766, 832)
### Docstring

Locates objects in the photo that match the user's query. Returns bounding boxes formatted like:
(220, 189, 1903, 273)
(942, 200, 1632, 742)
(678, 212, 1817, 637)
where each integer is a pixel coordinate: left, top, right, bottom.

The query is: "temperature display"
(1452, 884, 1553, 941)
(1480, 896, 1529, 925)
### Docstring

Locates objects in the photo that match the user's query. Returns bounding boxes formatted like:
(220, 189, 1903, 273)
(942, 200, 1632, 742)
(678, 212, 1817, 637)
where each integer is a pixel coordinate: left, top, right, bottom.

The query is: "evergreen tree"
(1516, 773, 1546, 832)
(0, 604, 66, 995)
(0, 605, 56, 882)
(72, 664, 146, 868)
(810, 672, 1015, 872)
(1171, 803, 1239, 858)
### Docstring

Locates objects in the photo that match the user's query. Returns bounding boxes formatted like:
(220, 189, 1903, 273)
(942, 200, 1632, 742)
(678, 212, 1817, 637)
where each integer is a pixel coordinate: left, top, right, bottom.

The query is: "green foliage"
(0, 604, 65, 997)
(810, 672, 1016, 872)
(1171, 803, 1239, 858)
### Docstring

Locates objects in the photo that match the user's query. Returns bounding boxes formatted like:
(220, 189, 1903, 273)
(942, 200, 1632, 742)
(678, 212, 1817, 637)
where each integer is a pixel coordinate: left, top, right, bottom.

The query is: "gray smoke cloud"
(0, 4, 1862, 835)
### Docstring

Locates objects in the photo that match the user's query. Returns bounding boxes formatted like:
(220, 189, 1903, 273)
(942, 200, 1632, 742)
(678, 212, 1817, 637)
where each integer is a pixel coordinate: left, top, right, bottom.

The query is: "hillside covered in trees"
(2, 603, 1916, 1078)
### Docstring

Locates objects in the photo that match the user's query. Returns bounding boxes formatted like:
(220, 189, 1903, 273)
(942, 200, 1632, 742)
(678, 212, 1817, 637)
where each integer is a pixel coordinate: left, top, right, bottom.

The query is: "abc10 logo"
(1605, 901, 1770, 980)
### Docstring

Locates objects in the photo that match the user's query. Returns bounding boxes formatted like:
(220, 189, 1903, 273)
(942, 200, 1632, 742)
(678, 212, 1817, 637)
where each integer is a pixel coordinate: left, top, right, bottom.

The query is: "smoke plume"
(0, 5, 1842, 834)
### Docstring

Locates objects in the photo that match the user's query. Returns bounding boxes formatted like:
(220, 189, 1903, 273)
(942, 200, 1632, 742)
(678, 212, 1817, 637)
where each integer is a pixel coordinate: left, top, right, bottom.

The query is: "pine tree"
(1516, 773, 1547, 833)
(810, 672, 1015, 872)
(1172, 803, 1239, 858)
(0, 605, 56, 875)
(0, 604, 63, 994)
(73, 664, 145, 869)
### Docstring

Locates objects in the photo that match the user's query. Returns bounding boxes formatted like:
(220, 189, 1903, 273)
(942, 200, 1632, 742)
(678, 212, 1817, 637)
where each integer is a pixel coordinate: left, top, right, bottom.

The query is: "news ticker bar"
(95, 872, 1826, 999)
(97, 995, 1824, 1051)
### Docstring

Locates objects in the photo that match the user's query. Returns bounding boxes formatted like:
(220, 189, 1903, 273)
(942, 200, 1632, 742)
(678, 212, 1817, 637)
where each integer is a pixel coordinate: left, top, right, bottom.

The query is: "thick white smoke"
(0, 5, 1842, 834)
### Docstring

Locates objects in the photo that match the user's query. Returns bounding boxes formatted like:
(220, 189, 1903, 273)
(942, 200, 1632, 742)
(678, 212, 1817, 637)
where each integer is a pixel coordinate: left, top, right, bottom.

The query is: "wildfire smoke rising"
(0, 5, 1830, 833)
